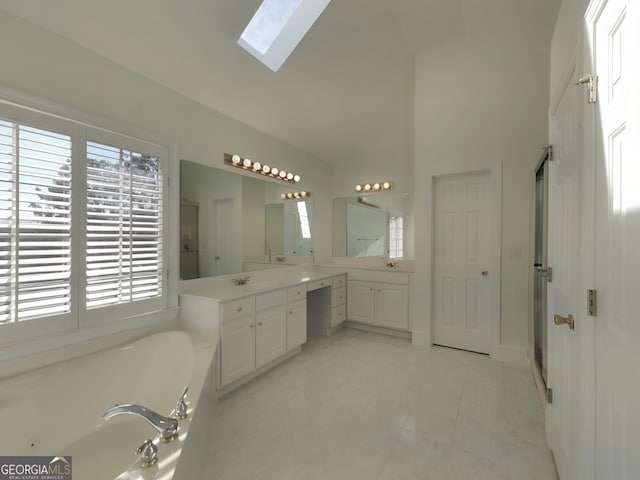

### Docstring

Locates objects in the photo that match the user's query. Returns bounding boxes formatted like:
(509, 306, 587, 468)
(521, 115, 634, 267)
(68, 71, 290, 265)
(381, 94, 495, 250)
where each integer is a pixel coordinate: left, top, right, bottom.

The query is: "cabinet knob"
(339, 296, 343, 300)
(249, 323, 255, 329)
(237, 307, 243, 312)
(289, 311, 293, 315)
(258, 321, 264, 326)
(377, 289, 381, 293)
(370, 288, 374, 292)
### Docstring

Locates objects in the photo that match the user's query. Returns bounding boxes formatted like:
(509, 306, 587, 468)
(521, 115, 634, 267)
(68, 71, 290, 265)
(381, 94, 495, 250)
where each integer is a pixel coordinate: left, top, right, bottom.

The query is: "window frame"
(0, 101, 169, 346)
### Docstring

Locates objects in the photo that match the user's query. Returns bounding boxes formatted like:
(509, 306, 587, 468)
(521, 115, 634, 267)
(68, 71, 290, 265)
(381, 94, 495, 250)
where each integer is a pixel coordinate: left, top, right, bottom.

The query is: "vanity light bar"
(355, 181, 393, 192)
(280, 191, 311, 200)
(225, 153, 301, 184)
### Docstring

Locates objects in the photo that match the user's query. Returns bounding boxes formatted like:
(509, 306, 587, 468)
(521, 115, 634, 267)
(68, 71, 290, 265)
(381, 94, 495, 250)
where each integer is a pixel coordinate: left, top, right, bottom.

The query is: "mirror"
(180, 160, 314, 279)
(265, 199, 313, 258)
(332, 193, 414, 259)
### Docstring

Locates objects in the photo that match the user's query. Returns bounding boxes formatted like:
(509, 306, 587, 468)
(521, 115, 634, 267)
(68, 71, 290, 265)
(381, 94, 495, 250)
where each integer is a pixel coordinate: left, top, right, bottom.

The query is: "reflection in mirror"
(332, 193, 414, 259)
(180, 160, 314, 279)
(265, 199, 313, 257)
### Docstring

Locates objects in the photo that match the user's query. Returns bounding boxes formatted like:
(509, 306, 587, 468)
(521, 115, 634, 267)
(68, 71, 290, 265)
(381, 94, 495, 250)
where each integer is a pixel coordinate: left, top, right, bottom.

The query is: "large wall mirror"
(180, 160, 314, 280)
(332, 193, 414, 259)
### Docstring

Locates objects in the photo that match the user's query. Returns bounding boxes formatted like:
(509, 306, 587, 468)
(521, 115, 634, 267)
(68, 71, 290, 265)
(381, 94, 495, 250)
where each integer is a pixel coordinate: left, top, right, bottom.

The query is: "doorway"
(213, 198, 237, 275)
(533, 153, 550, 390)
(432, 171, 493, 354)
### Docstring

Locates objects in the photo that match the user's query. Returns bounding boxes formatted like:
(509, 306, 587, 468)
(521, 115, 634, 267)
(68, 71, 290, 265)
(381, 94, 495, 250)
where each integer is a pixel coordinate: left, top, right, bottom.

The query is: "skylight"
(238, 0, 331, 72)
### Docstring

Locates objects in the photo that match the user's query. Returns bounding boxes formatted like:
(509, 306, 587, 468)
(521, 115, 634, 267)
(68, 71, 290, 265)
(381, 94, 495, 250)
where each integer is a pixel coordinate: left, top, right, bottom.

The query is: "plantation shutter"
(85, 141, 163, 309)
(0, 119, 72, 324)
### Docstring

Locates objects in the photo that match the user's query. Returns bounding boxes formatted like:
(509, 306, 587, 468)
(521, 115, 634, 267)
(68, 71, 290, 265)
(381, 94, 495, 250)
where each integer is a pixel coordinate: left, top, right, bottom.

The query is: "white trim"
(421, 162, 502, 358)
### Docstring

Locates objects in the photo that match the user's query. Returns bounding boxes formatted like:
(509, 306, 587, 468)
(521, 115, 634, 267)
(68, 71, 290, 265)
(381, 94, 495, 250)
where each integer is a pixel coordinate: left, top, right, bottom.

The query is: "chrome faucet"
(103, 404, 179, 442)
(233, 276, 251, 286)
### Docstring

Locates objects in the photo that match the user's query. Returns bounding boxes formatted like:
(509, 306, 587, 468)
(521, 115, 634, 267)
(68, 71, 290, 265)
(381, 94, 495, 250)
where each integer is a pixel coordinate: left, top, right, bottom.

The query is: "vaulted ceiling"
(0, 0, 559, 162)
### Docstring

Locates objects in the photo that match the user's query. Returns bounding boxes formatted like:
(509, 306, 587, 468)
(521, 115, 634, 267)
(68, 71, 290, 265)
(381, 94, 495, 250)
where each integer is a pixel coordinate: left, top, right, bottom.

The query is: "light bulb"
(364, 184, 372, 191)
(243, 158, 252, 168)
(300, 191, 307, 198)
(271, 167, 279, 176)
(231, 154, 241, 165)
(373, 183, 381, 191)
(287, 192, 293, 199)
(253, 162, 261, 171)
(287, 172, 294, 180)
(280, 193, 286, 200)
(355, 185, 363, 192)
(383, 182, 391, 190)
(263, 165, 270, 174)
(294, 175, 301, 182)
(294, 192, 300, 198)
(279, 170, 287, 178)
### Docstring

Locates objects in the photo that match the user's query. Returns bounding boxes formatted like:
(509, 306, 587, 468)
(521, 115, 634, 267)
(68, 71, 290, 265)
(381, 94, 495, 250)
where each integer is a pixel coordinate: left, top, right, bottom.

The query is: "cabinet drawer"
(287, 285, 307, 302)
(332, 274, 347, 289)
(307, 278, 332, 291)
(222, 297, 254, 321)
(332, 287, 346, 307)
(256, 289, 286, 311)
(331, 304, 346, 327)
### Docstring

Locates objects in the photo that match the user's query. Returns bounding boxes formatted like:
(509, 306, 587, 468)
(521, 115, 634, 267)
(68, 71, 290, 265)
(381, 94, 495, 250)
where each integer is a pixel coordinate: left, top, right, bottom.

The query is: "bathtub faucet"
(103, 404, 179, 442)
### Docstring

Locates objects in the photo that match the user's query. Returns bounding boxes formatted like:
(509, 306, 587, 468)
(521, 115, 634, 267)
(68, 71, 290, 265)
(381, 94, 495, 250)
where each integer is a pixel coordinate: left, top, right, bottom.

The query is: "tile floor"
(203, 328, 557, 480)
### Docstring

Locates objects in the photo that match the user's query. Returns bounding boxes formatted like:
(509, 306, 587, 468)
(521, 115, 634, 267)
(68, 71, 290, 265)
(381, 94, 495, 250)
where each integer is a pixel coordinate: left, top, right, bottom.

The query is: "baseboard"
(344, 321, 412, 339)
(499, 344, 529, 366)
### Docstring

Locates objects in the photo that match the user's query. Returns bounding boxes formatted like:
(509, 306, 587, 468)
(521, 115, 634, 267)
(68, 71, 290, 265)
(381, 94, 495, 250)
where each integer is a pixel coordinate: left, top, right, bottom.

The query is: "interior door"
(213, 198, 237, 275)
(590, 0, 640, 477)
(433, 172, 492, 354)
(546, 60, 582, 480)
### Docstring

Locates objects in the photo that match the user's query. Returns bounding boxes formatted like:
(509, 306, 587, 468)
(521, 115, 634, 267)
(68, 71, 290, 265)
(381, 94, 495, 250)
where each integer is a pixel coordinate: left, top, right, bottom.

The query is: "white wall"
(414, 34, 551, 357)
(0, 9, 333, 298)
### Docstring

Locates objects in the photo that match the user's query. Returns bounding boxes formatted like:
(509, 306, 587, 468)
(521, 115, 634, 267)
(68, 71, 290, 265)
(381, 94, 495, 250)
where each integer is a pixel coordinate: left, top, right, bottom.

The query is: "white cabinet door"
(347, 280, 374, 324)
(256, 306, 286, 368)
(375, 283, 408, 330)
(220, 314, 255, 387)
(286, 300, 307, 351)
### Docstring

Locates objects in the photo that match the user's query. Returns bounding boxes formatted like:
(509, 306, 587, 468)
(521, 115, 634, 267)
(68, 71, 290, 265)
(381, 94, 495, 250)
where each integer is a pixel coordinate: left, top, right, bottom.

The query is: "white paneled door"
(546, 55, 582, 480)
(214, 198, 237, 275)
(433, 172, 492, 354)
(590, 0, 640, 477)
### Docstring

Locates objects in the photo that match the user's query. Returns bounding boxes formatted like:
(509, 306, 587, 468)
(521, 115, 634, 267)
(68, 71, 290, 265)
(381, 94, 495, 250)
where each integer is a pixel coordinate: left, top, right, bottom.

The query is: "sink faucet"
(103, 404, 179, 442)
(233, 276, 251, 286)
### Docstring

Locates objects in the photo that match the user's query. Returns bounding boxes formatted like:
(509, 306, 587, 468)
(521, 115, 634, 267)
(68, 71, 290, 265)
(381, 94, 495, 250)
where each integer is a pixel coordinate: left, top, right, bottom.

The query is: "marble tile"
(203, 329, 556, 480)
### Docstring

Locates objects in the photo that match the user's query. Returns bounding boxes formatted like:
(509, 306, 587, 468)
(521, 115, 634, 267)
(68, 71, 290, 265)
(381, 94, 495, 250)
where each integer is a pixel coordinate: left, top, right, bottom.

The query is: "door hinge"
(576, 74, 598, 104)
(545, 145, 553, 162)
(546, 387, 553, 404)
(587, 289, 598, 316)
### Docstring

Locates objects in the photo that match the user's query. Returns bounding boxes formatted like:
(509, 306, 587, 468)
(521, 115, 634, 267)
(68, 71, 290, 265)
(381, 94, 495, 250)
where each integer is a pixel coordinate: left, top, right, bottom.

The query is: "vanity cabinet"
(220, 290, 287, 387)
(331, 274, 347, 328)
(347, 280, 409, 330)
(220, 299, 256, 386)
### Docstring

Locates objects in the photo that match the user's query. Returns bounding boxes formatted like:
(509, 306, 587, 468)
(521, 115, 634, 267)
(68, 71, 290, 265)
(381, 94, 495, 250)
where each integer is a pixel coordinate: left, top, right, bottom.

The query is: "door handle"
(554, 313, 575, 330)
(536, 266, 553, 282)
(481, 270, 488, 276)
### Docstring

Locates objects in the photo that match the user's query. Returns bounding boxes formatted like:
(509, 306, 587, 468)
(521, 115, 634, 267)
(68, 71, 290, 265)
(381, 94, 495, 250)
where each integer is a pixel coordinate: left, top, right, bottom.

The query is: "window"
(389, 215, 403, 259)
(0, 119, 72, 324)
(296, 200, 311, 239)
(0, 102, 167, 342)
(238, 0, 332, 72)
(86, 141, 163, 310)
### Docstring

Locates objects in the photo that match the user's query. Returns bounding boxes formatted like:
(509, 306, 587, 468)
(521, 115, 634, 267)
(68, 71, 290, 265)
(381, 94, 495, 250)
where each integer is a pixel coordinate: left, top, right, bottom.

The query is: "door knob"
(554, 313, 575, 330)
(481, 270, 488, 276)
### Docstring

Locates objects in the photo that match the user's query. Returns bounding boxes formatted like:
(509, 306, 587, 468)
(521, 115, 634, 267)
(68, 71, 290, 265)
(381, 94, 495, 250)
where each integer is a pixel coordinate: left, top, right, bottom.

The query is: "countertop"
(180, 265, 348, 302)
